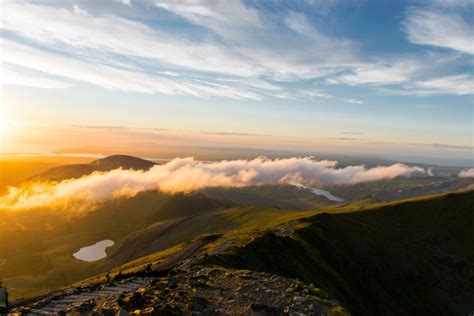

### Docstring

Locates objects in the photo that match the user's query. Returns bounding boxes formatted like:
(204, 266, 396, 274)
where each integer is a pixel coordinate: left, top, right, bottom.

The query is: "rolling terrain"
(8, 190, 474, 315)
(1, 155, 473, 315)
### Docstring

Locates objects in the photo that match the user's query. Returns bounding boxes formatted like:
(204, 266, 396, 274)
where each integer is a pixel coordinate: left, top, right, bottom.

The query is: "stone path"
(25, 277, 154, 315)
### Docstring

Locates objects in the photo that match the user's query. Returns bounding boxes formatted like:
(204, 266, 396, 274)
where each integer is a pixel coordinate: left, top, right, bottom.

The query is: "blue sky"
(1, 0, 473, 166)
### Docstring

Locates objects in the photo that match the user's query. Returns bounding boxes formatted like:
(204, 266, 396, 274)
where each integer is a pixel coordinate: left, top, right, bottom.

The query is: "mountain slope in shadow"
(206, 190, 474, 316)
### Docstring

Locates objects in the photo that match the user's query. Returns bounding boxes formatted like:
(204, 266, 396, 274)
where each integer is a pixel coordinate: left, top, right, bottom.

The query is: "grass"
(1, 191, 323, 300)
(4, 186, 473, 316)
(205, 190, 474, 316)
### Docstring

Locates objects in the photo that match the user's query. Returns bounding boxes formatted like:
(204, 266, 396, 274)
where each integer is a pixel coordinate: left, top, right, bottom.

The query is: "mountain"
(8, 190, 474, 315)
(26, 155, 156, 182)
(0, 188, 315, 300)
(208, 190, 474, 316)
(3, 155, 473, 314)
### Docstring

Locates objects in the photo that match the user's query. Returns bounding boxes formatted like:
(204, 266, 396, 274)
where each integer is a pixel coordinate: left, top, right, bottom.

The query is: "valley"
(0, 155, 473, 315)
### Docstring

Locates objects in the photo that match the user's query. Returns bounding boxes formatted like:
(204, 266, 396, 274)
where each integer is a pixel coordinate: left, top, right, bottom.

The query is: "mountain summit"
(28, 155, 156, 182)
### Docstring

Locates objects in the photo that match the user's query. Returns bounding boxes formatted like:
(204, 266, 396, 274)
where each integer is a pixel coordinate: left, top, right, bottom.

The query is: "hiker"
(0, 281, 8, 315)
(145, 264, 152, 275)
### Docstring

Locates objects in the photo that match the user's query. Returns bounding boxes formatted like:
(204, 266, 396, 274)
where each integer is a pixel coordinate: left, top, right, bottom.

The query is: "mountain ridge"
(8, 190, 474, 315)
(25, 155, 156, 183)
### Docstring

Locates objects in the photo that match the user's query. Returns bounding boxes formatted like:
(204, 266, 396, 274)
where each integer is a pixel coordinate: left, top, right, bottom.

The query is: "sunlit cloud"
(0, 157, 425, 211)
(459, 168, 474, 178)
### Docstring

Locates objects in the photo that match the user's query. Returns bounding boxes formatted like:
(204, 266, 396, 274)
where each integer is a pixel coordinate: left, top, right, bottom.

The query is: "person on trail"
(145, 264, 152, 275)
(0, 281, 8, 315)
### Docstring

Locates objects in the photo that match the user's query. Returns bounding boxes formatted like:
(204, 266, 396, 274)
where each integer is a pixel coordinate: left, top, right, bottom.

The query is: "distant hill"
(26, 155, 156, 182)
(202, 185, 337, 210)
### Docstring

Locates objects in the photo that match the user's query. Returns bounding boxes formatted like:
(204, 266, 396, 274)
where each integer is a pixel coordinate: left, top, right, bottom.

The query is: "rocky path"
(12, 237, 348, 315)
(93, 266, 347, 315)
(22, 277, 154, 315)
(13, 238, 217, 315)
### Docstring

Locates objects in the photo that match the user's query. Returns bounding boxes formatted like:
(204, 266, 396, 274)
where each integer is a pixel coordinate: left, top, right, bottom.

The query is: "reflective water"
(73, 239, 115, 262)
(293, 184, 344, 202)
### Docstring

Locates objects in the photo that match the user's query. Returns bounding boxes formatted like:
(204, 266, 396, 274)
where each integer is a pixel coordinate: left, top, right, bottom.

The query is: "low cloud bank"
(0, 157, 425, 210)
(459, 168, 474, 178)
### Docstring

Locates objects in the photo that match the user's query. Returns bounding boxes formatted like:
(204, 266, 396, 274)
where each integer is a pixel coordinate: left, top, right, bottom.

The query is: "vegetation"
(205, 190, 474, 316)
(2, 156, 473, 315)
(0, 188, 321, 300)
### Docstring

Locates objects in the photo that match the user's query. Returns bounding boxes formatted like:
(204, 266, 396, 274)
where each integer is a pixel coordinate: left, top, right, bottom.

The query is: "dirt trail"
(13, 237, 217, 315)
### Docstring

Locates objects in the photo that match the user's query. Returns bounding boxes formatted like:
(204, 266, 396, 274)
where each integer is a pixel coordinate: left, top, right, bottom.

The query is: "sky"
(0, 0, 473, 166)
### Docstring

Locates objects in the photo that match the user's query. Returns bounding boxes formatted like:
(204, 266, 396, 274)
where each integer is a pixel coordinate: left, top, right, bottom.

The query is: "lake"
(73, 239, 115, 262)
(293, 184, 344, 202)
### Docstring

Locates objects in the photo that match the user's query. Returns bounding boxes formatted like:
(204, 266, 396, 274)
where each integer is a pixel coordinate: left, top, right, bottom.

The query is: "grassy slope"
(206, 190, 474, 316)
(202, 185, 336, 210)
(0, 189, 321, 300)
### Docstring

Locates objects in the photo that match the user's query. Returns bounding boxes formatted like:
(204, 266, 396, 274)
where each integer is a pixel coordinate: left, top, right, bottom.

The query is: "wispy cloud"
(1, 38, 264, 100)
(404, 3, 474, 55)
(0, 1, 358, 99)
(414, 75, 474, 96)
(200, 131, 271, 137)
(342, 132, 364, 135)
(328, 60, 424, 86)
(342, 98, 365, 104)
(330, 137, 473, 151)
(1, 64, 72, 89)
(1, 0, 472, 99)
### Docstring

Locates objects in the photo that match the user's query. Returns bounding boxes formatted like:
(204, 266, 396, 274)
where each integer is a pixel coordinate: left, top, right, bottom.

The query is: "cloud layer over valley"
(459, 168, 474, 178)
(0, 157, 425, 211)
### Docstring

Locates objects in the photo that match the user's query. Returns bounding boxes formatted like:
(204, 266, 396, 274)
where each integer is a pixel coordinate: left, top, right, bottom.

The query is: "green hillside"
(206, 190, 474, 316)
(5, 190, 473, 315)
(2, 155, 473, 314)
(0, 190, 319, 300)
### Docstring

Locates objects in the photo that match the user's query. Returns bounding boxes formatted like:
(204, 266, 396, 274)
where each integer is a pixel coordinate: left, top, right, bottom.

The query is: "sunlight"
(0, 105, 7, 144)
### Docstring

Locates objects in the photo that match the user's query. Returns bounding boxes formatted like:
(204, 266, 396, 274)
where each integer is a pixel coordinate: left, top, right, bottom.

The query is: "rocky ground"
(11, 229, 348, 315)
(89, 266, 345, 315)
(12, 265, 346, 315)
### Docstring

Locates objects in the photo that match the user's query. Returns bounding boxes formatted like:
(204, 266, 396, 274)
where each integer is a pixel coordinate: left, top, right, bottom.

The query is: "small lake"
(293, 184, 344, 202)
(73, 239, 115, 262)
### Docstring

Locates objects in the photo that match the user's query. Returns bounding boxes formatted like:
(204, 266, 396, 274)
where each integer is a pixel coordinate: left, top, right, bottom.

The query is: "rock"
(249, 303, 284, 315)
(13, 265, 344, 316)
